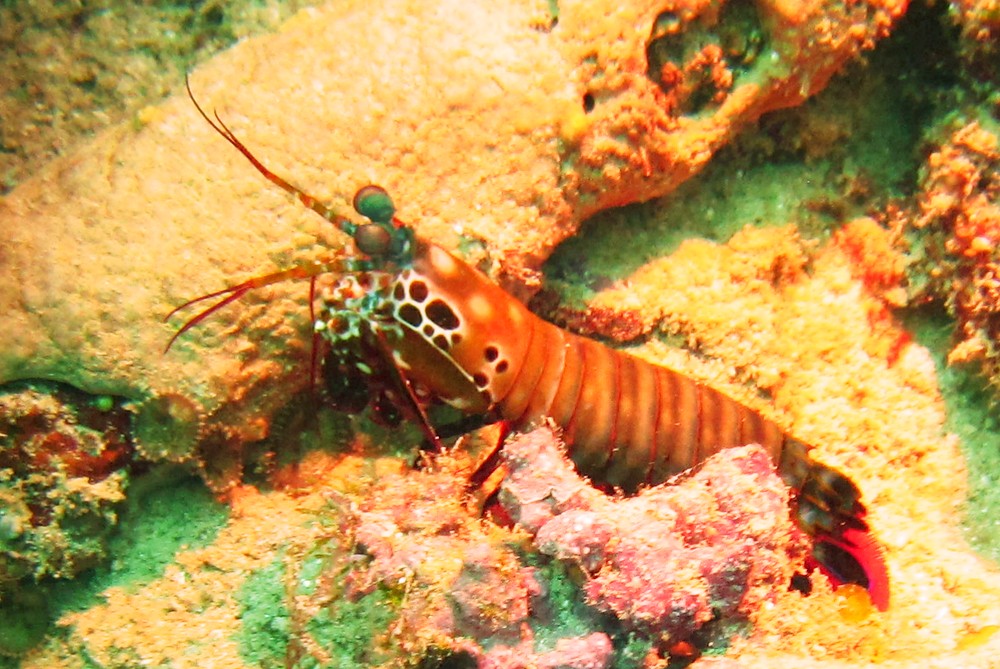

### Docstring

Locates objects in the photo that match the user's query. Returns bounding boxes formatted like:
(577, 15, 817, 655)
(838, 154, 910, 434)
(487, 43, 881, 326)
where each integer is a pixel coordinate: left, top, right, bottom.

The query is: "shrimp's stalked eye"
(353, 184, 395, 224)
(355, 223, 393, 257)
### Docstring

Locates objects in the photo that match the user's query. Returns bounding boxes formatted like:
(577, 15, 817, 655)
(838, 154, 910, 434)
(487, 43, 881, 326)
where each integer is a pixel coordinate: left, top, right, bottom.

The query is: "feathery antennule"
(166, 78, 370, 353)
(163, 262, 348, 352)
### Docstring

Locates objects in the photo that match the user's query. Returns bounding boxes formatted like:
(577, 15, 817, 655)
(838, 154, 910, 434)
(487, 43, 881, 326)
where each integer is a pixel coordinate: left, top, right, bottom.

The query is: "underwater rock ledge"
(0, 0, 907, 502)
(6, 0, 1000, 667)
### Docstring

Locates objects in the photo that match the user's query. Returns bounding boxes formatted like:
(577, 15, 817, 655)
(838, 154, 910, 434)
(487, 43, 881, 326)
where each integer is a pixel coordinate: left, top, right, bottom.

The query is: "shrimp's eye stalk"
(353, 184, 395, 224)
(354, 223, 393, 257)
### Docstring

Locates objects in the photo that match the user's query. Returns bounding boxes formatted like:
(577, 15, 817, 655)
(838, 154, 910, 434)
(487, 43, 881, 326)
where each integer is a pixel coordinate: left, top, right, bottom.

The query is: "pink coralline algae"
(334, 460, 540, 645)
(478, 632, 614, 669)
(293, 454, 621, 668)
(498, 425, 806, 644)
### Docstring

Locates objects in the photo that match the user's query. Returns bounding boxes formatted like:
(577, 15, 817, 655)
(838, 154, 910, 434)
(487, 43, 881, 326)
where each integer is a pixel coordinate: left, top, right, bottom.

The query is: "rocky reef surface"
(1, 0, 999, 667)
(500, 428, 805, 647)
(910, 120, 1000, 388)
(0, 0, 909, 482)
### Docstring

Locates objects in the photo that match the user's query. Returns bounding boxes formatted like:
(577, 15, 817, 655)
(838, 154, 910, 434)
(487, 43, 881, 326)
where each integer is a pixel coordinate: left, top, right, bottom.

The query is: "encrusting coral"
(910, 119, 1000, 387)
(0, 384, 131, 592)
(0, 0, 909, 498)
(277, 449, 614, 667)
(556, 0, 908, 221)
(499, 426, 804, 649)
(946, 0, 1000, 85)
(0, 384, 132, 656)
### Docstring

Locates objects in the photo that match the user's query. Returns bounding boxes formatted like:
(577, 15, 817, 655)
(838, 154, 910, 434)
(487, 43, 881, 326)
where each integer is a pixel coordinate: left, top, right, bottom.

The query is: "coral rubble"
(0, 384, 131, 592)
(333, 458, 537, 647)
(275, 452, 611, 668)
(911, 119, 1000, 385)
(500, 425, 803, 649)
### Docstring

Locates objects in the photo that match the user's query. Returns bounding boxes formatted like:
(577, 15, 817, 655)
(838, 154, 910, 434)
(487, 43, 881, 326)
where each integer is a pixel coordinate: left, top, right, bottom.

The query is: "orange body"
(382, 239, 788, 493)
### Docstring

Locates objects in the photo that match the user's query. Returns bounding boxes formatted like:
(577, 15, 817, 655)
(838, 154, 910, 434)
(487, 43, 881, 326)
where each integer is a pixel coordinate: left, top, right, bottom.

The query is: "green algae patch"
(236, 557, 291, 669)
(103, 468, 229, 585)
(907, 310, 1000, 563)
(53, 467, 229, 614)
(237, 549, 401, 669)
(306, 589, 399, 668)
(529, 559, 602, 651)
(525, 558, 658, 669)
(0, 587, 49, 660)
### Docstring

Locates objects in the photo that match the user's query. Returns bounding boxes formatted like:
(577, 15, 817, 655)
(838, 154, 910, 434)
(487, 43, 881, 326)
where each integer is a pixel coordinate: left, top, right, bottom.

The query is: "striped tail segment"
(390, 239, 889, 608)
(780, 439, 890, 610)
(497, 320, 791, 494)
(491, 320, 890, 609)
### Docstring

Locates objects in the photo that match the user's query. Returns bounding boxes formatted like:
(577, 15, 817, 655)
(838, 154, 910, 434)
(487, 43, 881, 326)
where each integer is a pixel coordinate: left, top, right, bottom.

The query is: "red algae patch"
(0, 385, 131, 594)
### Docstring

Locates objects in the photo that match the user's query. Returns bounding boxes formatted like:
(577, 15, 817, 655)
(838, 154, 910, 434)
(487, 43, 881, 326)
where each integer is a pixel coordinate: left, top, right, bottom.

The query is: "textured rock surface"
(500, 427, 803, 645)
(910, 119, 1000, 384)
(14, 222, 1000, 667)
(0, 0, 906, 490)
(556, 0, 908, 219)
(36, 447, 612, 668)
(0, 0, 320, 195)
(578, 224, 1000, 666)
(0, 385, 131, 590)
(478, 632, 614, 669)
(341, 459, 539, 644)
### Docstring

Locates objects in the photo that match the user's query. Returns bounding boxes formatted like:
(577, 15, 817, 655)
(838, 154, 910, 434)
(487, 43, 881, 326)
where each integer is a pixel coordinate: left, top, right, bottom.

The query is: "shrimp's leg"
(367, 325, 446, 453)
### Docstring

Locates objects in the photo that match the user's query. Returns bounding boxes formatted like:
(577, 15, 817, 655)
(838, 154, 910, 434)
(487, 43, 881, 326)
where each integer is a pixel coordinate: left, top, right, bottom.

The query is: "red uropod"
(167, 79, 890, 610)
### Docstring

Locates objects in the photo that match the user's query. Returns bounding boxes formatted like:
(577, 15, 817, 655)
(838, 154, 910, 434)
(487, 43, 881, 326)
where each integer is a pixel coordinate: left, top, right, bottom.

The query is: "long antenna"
(185, 75, 358, 237)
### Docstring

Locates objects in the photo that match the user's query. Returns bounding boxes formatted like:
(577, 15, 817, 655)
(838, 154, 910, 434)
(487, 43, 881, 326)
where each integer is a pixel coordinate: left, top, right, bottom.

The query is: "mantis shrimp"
(167, 80, 889, 610)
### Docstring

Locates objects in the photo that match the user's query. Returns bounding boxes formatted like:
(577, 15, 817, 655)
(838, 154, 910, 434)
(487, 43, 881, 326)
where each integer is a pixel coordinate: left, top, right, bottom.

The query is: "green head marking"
(93, 395, 115, 412)
(353, 185, 396, 224)
(350, 184, 414, 266)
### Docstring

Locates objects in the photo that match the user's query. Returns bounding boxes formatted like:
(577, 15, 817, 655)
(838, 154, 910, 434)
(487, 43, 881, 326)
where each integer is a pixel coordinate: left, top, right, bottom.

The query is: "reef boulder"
(499, 425, 805, 646)
(0, 0, 908, 493)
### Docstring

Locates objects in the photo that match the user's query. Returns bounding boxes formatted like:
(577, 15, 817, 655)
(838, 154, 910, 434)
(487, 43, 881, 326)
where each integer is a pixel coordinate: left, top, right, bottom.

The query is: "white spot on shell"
(447, 395, 476, 410)
(467, 294, 493, 321)
(429, 246, 458, 277)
